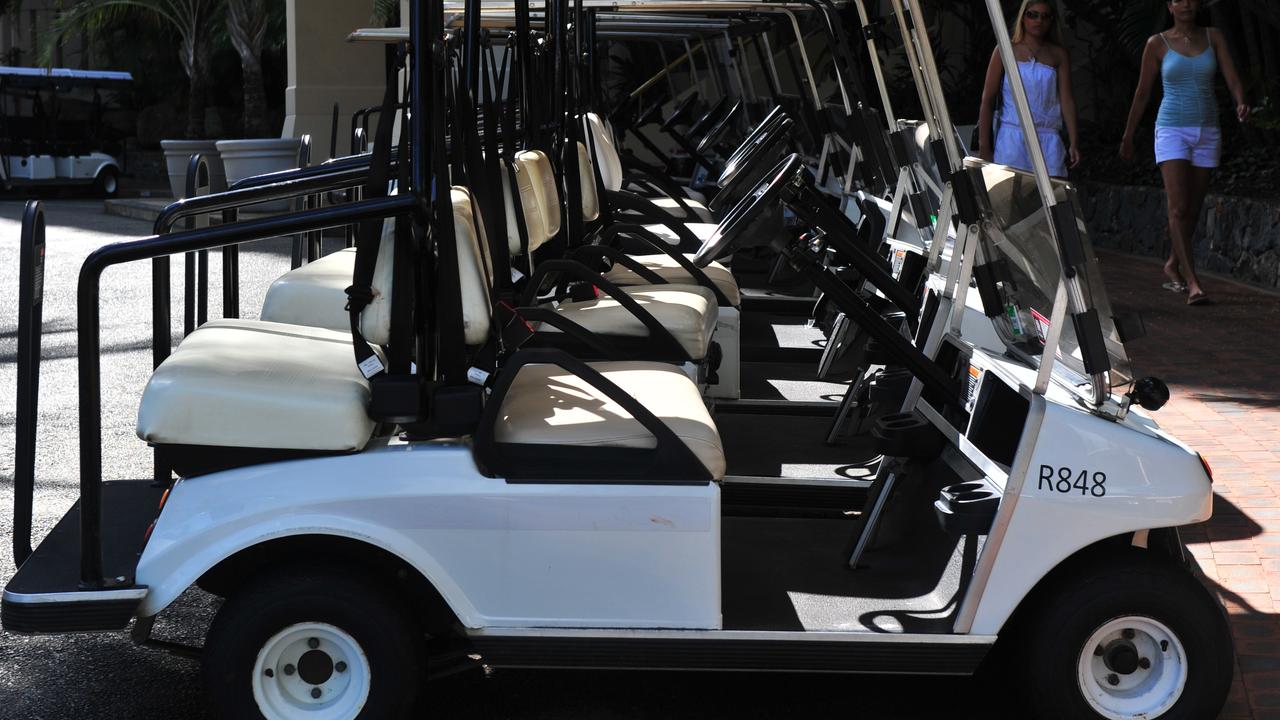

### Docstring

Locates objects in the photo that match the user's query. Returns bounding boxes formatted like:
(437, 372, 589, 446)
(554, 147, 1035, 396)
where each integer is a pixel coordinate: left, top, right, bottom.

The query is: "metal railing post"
(13, 200, 45, 567)
(182, 153, 211, 336)
(300, 134, 322, 262)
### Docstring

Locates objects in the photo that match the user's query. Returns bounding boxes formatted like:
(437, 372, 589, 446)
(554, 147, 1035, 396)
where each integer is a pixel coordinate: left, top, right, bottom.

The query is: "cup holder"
(940, 482, 986, 501)
(871, 411, 944, 459)
(935, 481, 1001, 535)
(952, 490, 995, 504)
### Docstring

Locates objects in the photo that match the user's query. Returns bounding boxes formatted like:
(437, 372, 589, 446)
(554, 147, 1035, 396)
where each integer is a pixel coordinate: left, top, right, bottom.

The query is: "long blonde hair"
(1011, 0, 1064, 46)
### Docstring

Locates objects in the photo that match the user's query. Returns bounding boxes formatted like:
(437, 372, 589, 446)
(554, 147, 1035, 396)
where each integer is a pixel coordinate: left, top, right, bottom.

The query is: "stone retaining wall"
(1079, 182, 1280, 291)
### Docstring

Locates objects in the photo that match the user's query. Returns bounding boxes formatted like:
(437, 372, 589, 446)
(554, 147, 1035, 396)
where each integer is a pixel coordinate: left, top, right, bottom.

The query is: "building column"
(283, 0, 385, 160)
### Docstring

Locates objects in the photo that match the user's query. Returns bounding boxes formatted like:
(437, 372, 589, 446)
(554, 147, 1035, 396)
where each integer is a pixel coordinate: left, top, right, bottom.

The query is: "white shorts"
(1155, 126, 1221, 168)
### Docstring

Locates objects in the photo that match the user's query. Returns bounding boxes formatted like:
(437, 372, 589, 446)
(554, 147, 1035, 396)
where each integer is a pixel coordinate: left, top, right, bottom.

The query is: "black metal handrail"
(182, 153, 212, 337)
(77, 192, 421, 587)
(13, 200, 44, 567)
(228, 151, 378, 191)
(146, 156, 392, 416)
(153, 165, 374, 236)
(298, 134, 324, 266)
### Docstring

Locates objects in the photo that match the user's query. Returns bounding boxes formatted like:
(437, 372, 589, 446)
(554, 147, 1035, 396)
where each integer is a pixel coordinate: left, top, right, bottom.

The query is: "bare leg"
(1182, 165, 1213, 295)
(1163, 225, 1183, 288)
(1159, 160, 1203, 297)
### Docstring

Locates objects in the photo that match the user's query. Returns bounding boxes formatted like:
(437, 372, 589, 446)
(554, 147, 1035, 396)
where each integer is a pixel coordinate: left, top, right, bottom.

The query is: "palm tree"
(225, 0, 268, 136)
(45, 0, 220, 138)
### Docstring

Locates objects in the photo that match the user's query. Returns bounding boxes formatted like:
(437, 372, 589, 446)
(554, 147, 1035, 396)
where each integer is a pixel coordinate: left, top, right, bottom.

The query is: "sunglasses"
(1024, 9, 1054, 20)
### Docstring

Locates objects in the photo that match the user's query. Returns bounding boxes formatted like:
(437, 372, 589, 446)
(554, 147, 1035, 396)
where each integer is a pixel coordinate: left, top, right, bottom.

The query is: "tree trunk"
(185, 55, 207, 138)
(226, 0, 269, 137)
(240, 51, 268, 136)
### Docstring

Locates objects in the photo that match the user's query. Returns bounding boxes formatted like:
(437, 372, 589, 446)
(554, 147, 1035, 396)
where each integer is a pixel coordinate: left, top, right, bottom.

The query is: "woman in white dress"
(976, 0, 1081, 178)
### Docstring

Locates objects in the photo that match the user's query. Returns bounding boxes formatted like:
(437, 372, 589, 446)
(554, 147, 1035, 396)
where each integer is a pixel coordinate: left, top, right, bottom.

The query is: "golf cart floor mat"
(3, 480, 164, 632)
(721, 514, 979, 634)
(741, 311, 826, 364)
(718, 413, 879, 481)
(739, 361, 849, 403)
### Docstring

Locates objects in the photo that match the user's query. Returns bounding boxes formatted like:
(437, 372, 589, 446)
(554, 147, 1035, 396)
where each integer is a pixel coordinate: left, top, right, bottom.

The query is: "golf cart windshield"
(966, 159, 1133, 397)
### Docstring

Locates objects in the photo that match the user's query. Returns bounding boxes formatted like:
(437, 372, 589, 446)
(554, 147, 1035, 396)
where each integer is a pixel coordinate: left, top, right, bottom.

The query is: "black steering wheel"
(718, 105, 786, 184)
(696, 100, 743, 155)
(634, 100, 665, 127)
(659, 93, 701, 132)
(709, 116, 794, 213)
(694, 153, 804, 267)
(686, 97, 730, 140)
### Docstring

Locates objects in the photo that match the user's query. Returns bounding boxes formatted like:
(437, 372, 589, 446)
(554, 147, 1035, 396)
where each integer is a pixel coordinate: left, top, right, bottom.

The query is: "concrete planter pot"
(160, 139, 227, 199)
(215, 138, 303, 211)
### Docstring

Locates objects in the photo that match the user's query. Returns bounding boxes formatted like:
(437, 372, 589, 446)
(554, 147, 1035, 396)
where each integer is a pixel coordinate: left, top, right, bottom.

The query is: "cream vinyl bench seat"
(258, 150, 724, 362)
(134, 186, 724, 483)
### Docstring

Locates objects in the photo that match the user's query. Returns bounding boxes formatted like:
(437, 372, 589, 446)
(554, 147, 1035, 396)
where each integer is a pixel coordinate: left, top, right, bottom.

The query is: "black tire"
(94, 167, 119, 197)
(202, 565, 425, 719)
(1019, 551, 1233, 720)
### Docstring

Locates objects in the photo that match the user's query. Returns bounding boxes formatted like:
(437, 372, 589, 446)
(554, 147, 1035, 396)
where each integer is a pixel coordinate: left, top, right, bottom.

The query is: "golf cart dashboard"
(919, 335, 1032, 486)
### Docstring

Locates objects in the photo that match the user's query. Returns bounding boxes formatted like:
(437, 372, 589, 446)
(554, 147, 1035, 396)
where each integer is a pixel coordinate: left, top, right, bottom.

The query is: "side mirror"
(1127, 376, 1169, 412)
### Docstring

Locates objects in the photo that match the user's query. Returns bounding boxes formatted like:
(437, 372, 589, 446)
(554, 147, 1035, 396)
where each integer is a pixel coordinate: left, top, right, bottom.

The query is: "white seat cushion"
(576, 141, 600, 223)
(260, 248, 357, 334)
(259, 187, 494, 343)
(495, 361, 725, 480)
(681, 188, 707, 204)
(634, 197, 715, 223)
(518, 150, 562, 238)
(542, 283, 717, 360)
(137, 319, 375, 452)
(637, 222, 718, 247)
(604, 254, 740, 307)
(260, 213, 396, 340)
(584, 112, 714, 223)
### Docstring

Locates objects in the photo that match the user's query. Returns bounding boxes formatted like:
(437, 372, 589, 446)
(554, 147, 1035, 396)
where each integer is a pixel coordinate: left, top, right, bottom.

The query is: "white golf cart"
(0, 66, 129, 196)
(3, 1, 1232, 719)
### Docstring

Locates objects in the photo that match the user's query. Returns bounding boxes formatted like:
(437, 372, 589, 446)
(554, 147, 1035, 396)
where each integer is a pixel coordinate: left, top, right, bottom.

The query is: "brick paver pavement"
(1099, 250, 1280, 720)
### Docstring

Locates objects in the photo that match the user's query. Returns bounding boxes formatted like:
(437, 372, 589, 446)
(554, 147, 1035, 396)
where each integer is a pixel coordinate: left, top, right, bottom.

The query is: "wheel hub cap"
(1104, 640, 1140, 675)
(1077, 616, 1188, 720)
(252, 622, 371, 719)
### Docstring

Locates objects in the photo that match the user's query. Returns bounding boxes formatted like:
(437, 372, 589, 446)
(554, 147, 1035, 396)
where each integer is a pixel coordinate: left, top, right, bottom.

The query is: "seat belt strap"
(345, 69, 400, 378)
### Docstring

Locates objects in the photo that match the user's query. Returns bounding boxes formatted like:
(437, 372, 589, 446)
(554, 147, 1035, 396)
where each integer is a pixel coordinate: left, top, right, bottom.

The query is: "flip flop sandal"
(1186, 292, 1210, 306)
(1162, 281, 1187, 293)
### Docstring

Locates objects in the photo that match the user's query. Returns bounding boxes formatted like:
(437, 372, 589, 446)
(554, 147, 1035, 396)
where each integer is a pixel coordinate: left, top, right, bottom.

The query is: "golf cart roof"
(350, 1, 838, 41)
(0, 66, 133, 90)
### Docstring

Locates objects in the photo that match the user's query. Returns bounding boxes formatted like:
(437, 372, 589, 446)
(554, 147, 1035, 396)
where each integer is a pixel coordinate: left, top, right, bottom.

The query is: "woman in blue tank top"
(1121, 0, 1248, 306)
(977, 0, 1080, 178)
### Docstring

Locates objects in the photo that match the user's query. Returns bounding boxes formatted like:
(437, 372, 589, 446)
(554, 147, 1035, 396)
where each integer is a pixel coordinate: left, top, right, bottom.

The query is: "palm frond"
(1114, 0, 1167, 59)
(372, 0, 399, 28)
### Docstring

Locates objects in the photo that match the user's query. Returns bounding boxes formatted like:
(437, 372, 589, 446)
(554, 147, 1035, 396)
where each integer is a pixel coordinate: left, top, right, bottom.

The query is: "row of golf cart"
(4, 1, 1232, 718)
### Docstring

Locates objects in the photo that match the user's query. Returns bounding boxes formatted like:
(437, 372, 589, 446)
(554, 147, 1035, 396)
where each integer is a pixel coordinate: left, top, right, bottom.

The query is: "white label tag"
(891, 249, 907, 278)
(358, 355, 385, 379)
(467, 367, 491, 386)
(511, 267, 525, 282)
(965, 365, 982, 413)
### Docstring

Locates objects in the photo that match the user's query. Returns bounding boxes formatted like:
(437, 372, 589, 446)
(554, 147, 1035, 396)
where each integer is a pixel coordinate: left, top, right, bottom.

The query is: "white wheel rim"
(102, 174, 116, 193)
(252, 622, 372, 720)
(1077, 615, 1188, 719)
